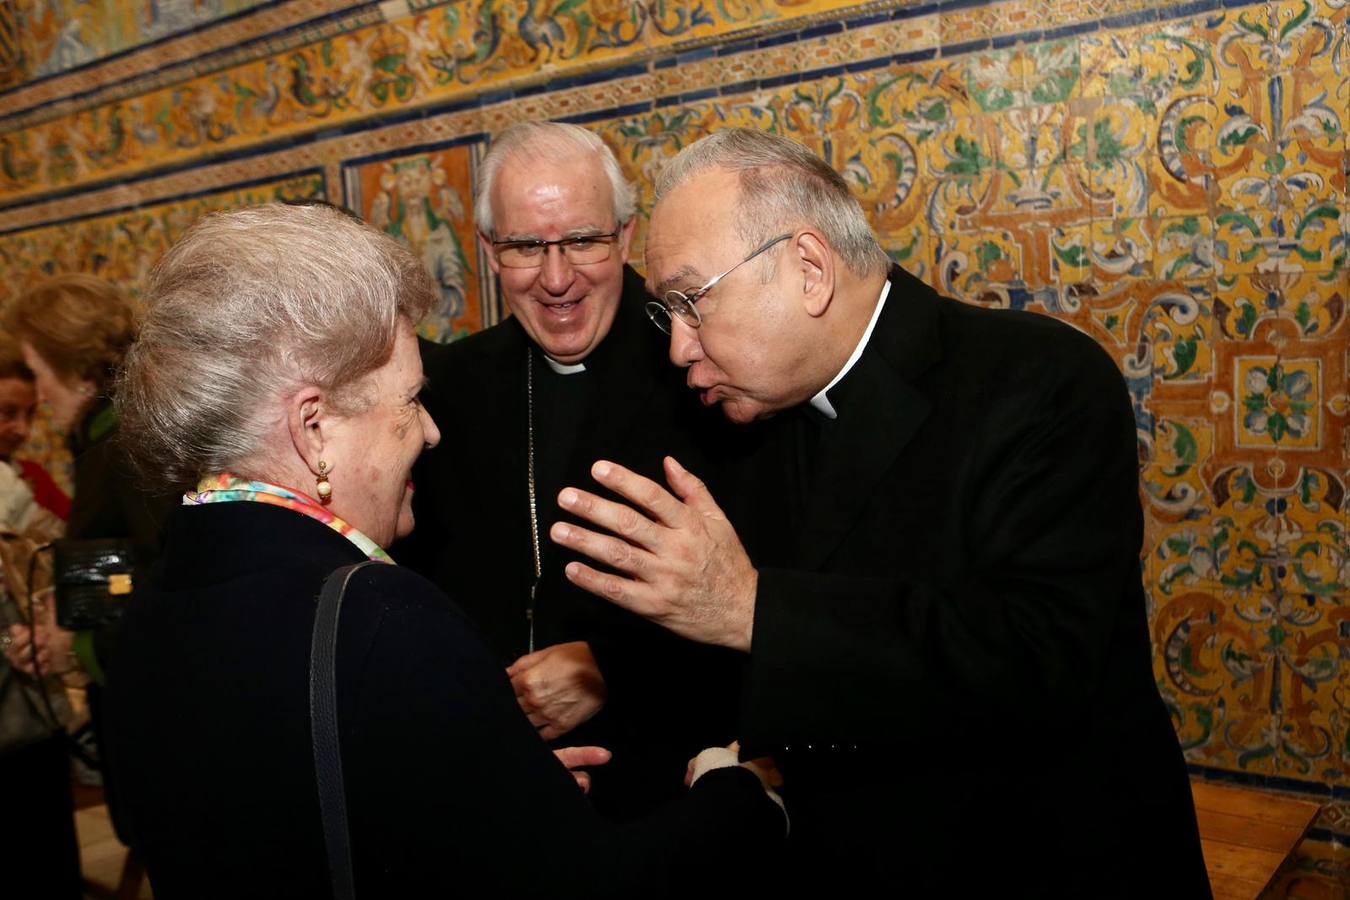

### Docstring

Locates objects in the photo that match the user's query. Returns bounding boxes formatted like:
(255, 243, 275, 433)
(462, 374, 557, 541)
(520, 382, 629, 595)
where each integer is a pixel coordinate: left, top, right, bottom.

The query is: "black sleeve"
(344, 570, 785, 897)
(742, 340, 1144, 752)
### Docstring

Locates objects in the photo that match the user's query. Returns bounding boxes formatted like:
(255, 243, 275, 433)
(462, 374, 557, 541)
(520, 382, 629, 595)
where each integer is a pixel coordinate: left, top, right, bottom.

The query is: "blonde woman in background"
(2, 273, 173, 874)
(0, 338, 81, 899)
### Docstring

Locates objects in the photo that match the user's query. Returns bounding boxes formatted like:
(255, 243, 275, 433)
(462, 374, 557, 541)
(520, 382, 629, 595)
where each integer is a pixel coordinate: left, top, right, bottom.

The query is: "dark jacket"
(734, 266, 1211, 897)
(105, 501, 784, 898)
(399, 266, 748, 818)
(66, 401, 175, 677)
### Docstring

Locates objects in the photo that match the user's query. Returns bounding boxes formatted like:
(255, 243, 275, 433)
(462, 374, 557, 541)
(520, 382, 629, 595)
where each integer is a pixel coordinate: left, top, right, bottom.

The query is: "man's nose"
(668, 316, 703, 367)
(539, 245, 575, 294)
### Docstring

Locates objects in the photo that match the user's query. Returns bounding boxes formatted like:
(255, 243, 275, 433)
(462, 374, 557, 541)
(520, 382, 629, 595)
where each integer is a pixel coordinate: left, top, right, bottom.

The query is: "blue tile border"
(849, 12, 895, 30)
(943, 37, 992, 56)
(1041, 19, 1101, 42)
(895, 2, 939, 22)
(0, 166, 327, 238)
(1189, 763, 1350, 802)
(992, 29, 1043, 49)
(799, 21, 846, 41)
(337, 134, 486, 174)
(561, 101, 653, 128)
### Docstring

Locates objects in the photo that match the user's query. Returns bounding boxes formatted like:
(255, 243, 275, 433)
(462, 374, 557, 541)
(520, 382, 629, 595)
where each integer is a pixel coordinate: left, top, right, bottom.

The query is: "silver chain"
(525, 352, 540, 654)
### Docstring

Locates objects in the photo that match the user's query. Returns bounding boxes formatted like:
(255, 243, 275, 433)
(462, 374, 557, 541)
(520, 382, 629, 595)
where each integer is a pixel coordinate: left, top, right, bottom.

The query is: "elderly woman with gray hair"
(104, 202, 784, 898)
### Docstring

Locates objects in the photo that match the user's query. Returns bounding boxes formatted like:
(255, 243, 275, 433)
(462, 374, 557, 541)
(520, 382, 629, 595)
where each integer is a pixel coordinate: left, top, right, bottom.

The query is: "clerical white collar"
(544, 356, 587, 375)
(810, 279, 891, 420)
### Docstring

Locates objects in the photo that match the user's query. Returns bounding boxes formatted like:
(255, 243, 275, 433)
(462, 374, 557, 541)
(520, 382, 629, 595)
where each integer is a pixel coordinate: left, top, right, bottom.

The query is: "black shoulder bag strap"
(310, 561, 376, 900)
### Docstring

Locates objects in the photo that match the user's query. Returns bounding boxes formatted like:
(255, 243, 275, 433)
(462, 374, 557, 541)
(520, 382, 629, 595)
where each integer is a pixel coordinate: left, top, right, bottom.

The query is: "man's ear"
(478, 230, 501, 276)
(794, 231, 835, 319)
(286, 385, 327, 475)
(616, 216, 639, 265)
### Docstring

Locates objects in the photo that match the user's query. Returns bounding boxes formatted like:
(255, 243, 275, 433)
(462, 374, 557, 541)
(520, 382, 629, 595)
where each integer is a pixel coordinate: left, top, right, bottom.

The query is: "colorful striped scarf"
(184, 473, 393, 564)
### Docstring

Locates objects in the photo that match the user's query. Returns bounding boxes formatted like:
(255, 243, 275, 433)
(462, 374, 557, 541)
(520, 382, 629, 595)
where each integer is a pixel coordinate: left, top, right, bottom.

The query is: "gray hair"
(116, 202, 436, 489)
(655, 129, 890, 278)
(474, 121, 637, 234)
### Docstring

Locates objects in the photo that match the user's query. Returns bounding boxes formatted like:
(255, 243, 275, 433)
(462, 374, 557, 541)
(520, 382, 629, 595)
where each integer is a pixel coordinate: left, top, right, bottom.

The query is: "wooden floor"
(76, 804, 152, 900)
(1192, 781, 1322, 900)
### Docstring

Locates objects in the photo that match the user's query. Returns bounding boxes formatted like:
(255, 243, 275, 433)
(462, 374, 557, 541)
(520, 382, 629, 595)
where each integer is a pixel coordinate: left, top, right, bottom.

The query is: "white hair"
(474, 121, 637, 234)
(116, 202, 436, 489)
(655, 129, 890, 278)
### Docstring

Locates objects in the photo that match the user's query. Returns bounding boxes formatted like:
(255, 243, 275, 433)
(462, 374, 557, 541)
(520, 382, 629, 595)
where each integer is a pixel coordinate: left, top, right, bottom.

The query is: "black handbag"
(52, 538, 135, 631)
(310, 561, 375, 900)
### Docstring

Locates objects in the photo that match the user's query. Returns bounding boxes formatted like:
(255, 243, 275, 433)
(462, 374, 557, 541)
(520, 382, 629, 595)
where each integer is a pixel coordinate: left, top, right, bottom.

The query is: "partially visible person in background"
(0, 345, 70, 523)
(2, 273, 167, 682)
(0, 337, 81, 899)
(2, 273, 170, 875)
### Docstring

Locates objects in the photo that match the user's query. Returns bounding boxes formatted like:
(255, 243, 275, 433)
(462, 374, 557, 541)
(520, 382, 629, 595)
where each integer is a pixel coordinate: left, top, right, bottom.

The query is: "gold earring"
(316, 460, 332, 503)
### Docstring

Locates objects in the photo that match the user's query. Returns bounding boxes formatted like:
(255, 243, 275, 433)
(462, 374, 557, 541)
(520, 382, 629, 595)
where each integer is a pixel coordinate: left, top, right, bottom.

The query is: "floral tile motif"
(1156, 215, 1218, 280)
(1092, 218, 1154, 279)
(1216, 271, 1350, 341)
(1235, 356, 1323, 449)
(1213, 0, 1349, 77)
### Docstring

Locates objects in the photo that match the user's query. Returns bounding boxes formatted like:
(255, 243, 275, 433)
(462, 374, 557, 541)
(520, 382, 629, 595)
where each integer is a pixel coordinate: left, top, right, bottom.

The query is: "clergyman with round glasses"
(398, 121, 749, 822)
(549, 129, 1212, 896)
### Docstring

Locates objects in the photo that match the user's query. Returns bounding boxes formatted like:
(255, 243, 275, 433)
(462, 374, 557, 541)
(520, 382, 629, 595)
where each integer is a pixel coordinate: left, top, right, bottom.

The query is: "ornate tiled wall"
(1, 0, 1346, 890)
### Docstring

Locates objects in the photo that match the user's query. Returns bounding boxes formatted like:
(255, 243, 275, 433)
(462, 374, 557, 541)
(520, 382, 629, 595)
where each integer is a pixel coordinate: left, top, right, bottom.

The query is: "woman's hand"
(509, 641, 608, 741)
(552, 745, 612, 794)
(3, 622, 76, 676)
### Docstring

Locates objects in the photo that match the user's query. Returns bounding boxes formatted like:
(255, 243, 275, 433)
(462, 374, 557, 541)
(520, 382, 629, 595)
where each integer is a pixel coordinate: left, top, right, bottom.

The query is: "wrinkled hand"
(4, 622, 75, 676)
(552, 745, 612, 794)
(551, 457, 757, 651)
(508, 641, 607, 741)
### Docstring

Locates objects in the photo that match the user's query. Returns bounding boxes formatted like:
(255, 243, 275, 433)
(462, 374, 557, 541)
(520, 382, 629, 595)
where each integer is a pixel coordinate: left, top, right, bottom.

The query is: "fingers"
(663, 456, 726, 518)
(586, 461, 689, 528)
(554, 745, 612, 769)
(551, 522, 658, 579)
(506, 648, 547, 677)
(556, 489, 664, 553)
(554, 746, 612, 792)
(562, 561, 659, 617)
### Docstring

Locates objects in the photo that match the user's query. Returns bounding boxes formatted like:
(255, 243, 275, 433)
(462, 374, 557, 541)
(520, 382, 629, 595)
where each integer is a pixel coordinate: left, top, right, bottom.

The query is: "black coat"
(398, 267, 748, 818)
(735, 267, 1211, 896)
(104, 501, 784, 898)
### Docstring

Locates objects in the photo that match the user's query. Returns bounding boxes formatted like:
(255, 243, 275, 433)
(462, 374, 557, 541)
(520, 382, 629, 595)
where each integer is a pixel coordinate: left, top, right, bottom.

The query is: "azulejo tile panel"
(0, 0, 831, 206)
(0, 171, 325, 305)
(0, 0, 271, 90)
(0, 1, 1348, 888)
(342, 141, 494, 341)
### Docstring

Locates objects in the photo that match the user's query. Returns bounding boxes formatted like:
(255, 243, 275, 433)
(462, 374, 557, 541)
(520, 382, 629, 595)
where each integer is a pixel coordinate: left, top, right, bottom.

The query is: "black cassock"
(400, 265, 750, 821)
(728, 266, 1211, 897)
